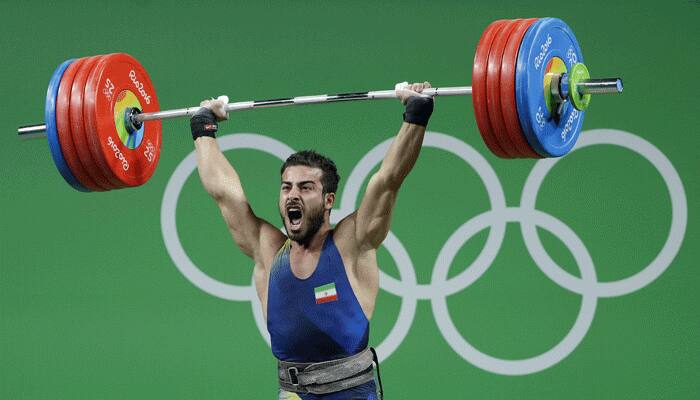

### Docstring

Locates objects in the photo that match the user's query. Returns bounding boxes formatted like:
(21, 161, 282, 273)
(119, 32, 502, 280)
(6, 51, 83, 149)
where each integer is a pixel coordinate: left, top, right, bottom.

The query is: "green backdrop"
(1, 1, 698, 398)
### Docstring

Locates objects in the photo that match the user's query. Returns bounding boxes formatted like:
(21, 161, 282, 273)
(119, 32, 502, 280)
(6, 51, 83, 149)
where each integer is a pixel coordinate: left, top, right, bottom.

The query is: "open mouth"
(287, 207, 303, 229)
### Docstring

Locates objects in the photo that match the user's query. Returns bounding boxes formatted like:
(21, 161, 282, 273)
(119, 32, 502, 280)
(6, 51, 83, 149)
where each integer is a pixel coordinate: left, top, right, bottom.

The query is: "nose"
(287, 186, 301, 200)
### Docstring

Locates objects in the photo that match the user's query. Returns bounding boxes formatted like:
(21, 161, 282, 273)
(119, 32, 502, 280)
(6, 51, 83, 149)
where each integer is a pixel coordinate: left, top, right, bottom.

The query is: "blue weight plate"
(515, 18, 585, 157)
(45, 58, 89, 192)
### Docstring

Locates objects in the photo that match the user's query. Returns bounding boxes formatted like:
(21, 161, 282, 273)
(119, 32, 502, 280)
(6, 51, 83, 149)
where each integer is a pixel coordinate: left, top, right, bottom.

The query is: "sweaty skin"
(194, 82, 431, 325)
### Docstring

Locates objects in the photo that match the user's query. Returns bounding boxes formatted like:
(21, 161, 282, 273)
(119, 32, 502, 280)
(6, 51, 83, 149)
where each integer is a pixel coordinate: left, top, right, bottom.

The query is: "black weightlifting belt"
(277, 348, 379, 395)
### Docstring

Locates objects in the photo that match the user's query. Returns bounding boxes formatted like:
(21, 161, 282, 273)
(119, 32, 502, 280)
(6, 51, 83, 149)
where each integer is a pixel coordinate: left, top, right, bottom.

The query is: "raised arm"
(352, 82, 434, 250)
(192, 98, 285, 263)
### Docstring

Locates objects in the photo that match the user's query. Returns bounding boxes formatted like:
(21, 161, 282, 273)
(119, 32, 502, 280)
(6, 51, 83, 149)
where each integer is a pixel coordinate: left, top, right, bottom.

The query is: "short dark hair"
(281, 150, 340, 194)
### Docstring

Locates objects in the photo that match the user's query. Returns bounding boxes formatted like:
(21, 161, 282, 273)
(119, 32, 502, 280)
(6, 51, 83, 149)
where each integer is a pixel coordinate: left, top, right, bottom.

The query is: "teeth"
(287, 206, 302, 222)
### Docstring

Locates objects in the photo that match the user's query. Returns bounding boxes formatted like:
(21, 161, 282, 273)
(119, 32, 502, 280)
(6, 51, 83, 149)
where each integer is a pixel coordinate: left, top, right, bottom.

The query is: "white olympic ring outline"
(161, 129, 687, 376)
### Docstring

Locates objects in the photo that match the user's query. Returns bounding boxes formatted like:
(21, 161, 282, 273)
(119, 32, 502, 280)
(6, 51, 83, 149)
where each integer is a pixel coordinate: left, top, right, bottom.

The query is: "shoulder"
(332, 212, 375, 261)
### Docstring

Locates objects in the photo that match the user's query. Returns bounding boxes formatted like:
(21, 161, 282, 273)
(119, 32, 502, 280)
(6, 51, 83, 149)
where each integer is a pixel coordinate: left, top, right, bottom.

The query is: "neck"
(290, 223, 331, 252)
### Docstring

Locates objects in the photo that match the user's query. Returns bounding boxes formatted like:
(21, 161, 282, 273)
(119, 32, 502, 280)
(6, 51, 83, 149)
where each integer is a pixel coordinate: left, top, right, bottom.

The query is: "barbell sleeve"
(576, 78, 623, 95)
(18, 124, 48, 139)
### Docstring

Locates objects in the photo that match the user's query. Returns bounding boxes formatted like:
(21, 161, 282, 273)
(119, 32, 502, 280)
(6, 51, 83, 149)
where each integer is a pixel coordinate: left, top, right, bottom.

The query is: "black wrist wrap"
(191, 108, 219, 140)
(403, 96, 434, 127)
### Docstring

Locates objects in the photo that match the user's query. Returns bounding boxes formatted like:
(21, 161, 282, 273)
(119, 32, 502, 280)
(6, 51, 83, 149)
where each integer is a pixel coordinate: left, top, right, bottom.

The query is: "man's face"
(279, 165, 334, 244)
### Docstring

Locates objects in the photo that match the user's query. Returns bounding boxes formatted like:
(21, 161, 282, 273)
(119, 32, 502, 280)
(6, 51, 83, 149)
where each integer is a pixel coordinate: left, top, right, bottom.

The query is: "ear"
(324, 192, 336, 210)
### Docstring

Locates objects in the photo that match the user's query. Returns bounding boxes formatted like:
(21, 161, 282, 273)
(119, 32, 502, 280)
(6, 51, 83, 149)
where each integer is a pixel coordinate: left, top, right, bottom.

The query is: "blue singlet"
(267, 231, 377, 400)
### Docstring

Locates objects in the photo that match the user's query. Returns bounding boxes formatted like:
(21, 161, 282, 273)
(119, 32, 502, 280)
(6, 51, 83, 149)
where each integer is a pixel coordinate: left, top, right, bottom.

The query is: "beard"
(281, 203, 325, 247)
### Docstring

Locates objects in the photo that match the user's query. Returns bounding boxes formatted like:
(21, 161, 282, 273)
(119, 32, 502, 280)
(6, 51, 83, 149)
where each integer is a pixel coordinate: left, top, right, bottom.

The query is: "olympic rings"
(520, 130, 688, 298)
(160, 129, 687, 375)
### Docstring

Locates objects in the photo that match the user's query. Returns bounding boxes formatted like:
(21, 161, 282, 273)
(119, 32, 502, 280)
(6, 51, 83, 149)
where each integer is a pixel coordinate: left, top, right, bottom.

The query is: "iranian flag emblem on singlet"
(314, 282, 338, 304)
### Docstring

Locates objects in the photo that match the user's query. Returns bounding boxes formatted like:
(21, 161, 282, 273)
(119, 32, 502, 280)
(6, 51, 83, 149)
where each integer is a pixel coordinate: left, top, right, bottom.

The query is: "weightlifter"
(190, 82, 434, 400)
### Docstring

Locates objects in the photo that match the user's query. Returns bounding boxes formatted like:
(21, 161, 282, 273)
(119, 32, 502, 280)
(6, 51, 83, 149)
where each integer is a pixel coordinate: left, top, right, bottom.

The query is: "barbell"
(18, 17, 623, 192)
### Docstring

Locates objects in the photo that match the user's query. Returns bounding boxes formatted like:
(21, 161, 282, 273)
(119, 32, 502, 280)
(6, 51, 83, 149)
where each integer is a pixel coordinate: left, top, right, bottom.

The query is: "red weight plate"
(57, 57, 110, 191)
(84, 53, 161, 187)
(486, 19, 520, 158)
(472, 20, 509, 158)
(70, 55, 120, 189)
(500, 18, 541, 158)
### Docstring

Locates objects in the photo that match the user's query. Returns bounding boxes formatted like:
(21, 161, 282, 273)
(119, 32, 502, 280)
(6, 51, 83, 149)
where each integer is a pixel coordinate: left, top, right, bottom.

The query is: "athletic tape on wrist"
(191, 108, 218, 140)
(403, 96, 434, 127)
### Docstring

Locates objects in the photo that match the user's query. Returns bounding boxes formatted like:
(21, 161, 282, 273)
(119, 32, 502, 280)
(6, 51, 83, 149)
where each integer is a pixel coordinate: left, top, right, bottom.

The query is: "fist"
(395, 81, 432, 105)
(199, 95, 229, 121)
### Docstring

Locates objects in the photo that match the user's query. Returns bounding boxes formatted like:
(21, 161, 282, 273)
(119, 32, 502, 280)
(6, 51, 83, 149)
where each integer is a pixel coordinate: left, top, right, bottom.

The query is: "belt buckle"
(287, 366, 299, 386)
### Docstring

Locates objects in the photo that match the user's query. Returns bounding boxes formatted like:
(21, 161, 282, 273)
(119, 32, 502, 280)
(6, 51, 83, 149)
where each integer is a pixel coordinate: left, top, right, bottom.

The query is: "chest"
(288, 250, 323, 279)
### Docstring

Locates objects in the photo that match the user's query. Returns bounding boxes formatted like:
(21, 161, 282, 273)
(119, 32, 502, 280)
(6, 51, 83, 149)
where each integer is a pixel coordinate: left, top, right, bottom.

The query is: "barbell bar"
(19, 81, 619, 136)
